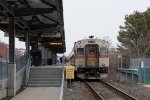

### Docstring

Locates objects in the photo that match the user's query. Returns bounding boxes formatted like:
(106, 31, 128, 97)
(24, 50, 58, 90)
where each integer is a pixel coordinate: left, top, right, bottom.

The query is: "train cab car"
(68, 36, 110, 79)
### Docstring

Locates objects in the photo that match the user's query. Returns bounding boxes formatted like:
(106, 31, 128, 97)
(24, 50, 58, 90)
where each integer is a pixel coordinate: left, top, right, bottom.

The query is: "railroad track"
(99, 80, 137, 100)
(84, 80, 104, 100)
(100, 80, 137, 100)
(81, 78, 137, 100)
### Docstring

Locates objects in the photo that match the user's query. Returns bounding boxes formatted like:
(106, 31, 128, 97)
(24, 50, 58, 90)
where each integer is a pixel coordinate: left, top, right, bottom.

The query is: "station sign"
(66, 66, 74, 79)
(49, 42, 63, 46)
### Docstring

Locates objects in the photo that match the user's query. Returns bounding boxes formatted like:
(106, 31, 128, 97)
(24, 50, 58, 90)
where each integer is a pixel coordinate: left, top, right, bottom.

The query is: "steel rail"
(100, 80, 137, 100)
(83, 80, 104, 100)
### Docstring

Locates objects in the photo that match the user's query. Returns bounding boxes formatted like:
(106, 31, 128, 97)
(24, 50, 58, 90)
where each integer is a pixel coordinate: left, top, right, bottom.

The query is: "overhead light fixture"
(49, 42, 63, 46)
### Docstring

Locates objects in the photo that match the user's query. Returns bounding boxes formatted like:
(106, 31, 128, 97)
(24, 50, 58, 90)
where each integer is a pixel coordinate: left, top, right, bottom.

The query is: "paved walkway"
(11, 87, 61, 100)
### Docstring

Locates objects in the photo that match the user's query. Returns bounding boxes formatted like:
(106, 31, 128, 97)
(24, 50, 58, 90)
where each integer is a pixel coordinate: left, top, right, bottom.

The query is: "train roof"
(76, 37, 107, 43)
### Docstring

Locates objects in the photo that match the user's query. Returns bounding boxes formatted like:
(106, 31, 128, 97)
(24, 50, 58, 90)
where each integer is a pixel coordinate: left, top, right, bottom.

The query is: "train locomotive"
(67, 36, 110, 79)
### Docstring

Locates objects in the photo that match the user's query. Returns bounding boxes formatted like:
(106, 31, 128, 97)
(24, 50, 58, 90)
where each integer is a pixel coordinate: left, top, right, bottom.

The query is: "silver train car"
(67, 36, 110, 78)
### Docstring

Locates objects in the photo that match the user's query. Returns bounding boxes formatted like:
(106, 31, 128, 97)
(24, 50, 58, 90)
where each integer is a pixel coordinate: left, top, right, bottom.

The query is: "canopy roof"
(0, 0, 65, 53)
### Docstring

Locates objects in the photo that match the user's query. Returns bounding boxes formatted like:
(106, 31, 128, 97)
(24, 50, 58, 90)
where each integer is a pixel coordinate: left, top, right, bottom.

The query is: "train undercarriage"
(75, 67, 108, 79)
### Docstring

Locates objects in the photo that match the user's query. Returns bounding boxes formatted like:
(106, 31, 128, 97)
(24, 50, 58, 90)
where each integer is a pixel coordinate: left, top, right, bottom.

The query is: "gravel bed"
(64, 81, 96, 100)
(64, 77, 150, 100)
(103, 78, 150, 100)
(88, 82, 126, 100)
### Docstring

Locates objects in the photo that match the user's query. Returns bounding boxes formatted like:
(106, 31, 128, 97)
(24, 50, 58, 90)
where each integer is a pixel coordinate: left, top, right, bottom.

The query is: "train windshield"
(100, 48, 107, 55)
(89, 47, 96, 55)
(77, 48, 84, 55)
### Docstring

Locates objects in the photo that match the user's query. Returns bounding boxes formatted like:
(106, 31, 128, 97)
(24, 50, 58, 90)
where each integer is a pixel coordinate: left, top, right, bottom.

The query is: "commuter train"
(67, 36, 110, 79)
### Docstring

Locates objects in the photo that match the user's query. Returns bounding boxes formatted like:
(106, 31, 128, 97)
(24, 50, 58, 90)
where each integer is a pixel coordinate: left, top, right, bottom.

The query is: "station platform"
(11, 64, 65, 100)
(11, 87, 61, 100)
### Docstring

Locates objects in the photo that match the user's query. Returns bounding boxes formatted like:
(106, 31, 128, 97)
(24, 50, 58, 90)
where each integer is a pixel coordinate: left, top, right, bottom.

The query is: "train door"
(85, 44, 99, 68)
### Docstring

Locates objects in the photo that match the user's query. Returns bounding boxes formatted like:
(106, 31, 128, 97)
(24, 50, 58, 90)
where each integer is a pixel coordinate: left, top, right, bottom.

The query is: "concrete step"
(30, 69, 62, 72)
(28, 81, 61, 84)
(27, 84, 61, 87)
(28, 67, 63, 87)
(30, 68, 63, 71)
(28, 78, 62, 81)
(30, 67, 63, 69)
(30, 71, 63, 75)
(29, 74, 62, 78)
(29, 71, 63, 74)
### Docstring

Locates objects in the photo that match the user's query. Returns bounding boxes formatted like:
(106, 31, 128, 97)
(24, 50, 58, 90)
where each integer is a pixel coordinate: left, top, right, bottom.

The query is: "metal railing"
(16, 55, 26, 72)
(59, 55, 65, 100)
(0, 54, 28, 88)
(0, 60, 8, 81)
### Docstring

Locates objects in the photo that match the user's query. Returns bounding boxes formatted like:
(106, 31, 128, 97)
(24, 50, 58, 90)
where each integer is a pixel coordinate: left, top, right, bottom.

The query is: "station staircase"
(27, 67, 63, 87)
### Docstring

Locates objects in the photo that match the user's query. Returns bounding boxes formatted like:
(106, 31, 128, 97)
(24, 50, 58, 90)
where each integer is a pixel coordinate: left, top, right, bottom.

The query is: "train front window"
(77, 48, 84, 55)
(100, 48, 107, 55)
(89, 48, 96, 55)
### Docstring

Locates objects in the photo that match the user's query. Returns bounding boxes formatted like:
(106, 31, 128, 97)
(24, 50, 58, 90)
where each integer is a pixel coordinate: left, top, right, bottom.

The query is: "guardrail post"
(118, 72, 121, 83)
(131, 73, 133, 85)
(125, 73, 127, 84)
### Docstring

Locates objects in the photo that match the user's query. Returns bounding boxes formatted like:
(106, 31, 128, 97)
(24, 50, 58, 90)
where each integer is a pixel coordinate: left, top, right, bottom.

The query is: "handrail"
(25, 57, 31, 86)
(59, 55, 65, 100)
(59, 66, 65, 100)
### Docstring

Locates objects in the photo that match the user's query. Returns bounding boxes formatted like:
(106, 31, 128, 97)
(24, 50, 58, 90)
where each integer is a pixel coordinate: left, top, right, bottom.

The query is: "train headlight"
(78, 41, 81, 44)
(102, 64, 105, 67)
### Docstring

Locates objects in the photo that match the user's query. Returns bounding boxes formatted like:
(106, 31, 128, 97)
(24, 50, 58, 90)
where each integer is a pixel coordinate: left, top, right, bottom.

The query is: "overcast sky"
(63, 0, 150, 55)
(0, 0, 150, 55)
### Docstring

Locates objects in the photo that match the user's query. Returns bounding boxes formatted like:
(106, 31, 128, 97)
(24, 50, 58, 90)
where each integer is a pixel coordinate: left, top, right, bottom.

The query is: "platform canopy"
(0, 0, 65, 53)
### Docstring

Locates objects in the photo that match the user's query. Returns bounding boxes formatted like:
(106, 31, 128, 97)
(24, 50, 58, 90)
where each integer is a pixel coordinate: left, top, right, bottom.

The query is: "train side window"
(77, 48, 84, 55)
(100, 48, 107, 55)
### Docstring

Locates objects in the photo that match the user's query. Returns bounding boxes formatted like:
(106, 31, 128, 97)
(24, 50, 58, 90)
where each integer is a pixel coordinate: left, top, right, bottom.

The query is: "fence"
(0, 54, 27, 81)
(16, 55, 26, 72)
(130, 58, 150, 68)
(0, 60, 8, 80)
